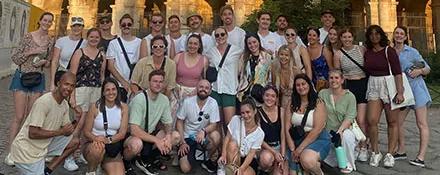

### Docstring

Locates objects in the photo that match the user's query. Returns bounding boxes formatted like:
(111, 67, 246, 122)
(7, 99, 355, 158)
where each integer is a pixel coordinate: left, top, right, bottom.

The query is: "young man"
(8, 71, 79, 175)
(178, 13, 215, 55)
(319, 10, 335, 44)
(97, 14, 117, 78)
(123, 70, 181, 175)
(256, 12, 285, 54)
(176, 79, 221, 173)
(166, 15, 186, 56)
(216, 4, 246, 49)
(140, 13, 175, 59)
(274, 14, 305, 47)
(106, 14, 142, 102)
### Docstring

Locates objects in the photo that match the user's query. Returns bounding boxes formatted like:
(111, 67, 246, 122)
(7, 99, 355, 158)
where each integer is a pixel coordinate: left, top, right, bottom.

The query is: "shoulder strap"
(101, 104, 109, 137)
(218, 44, 231, 69)
(258, 107, 271, 124)
(141, 90, 149, 132)
(340, 48, 369, 75)
(384, 46, 393, 75)
(160, 57, 166, 70)
(300, 108, 311, 127)
(66, 38, 84, 69)
(117, 37, 135, 78)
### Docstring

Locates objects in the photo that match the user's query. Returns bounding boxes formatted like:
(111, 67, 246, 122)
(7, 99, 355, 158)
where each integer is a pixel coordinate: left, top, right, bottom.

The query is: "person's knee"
(171, 131, 181, 146)
(208, 130, 221, 148)
(300, 151, 319, 171)
(259, 150, 274, 169)
(179, 157, 192, 173)
(87, 144, 105, 160)
(124, 137, 143, 156)
(69, 137, 80, 149)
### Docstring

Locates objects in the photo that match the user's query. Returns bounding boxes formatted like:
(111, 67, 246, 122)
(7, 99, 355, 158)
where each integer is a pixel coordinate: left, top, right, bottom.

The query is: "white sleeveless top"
(92, 105, 122, 136)
(291, 109, 315, 132)
(292, 46, 305, 73)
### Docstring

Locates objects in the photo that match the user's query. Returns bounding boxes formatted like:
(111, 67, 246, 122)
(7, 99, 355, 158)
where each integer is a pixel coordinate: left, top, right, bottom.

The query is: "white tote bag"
(350, 120, 366, 141)
(384, 46, 415, 110)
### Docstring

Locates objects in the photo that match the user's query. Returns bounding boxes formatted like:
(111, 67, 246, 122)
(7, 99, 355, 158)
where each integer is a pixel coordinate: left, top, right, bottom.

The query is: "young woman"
(307, 27, 333, 91)
(364, 25, 404, 168)
(319, 70, 358, 173)
(83, 78, 128, 175)
(333, 28, 369, 162)
(238, 33, 272, 104)
(271, 45, 302, 110)
(218, 98, 265, 175)
(326, 27, 340, 54)
(50, 16, 86, 91)
(284, 27, 312, 80)
(8, 12, 55, 152)
(285, 74, 330, 175)
(393, 26, 431, 167)
(206, 26, 243, 126)
(258, 86, 286, 175)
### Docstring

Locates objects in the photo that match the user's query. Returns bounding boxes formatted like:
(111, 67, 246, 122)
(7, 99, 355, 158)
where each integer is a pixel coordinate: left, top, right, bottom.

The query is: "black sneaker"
(409, 158, 425, 168)
(135, 159, 159, 175)
(258, 170, 270, 175)
(201, 160, 217, 173)
(393, 152, 407, 160)
(125, 165, 137, 175)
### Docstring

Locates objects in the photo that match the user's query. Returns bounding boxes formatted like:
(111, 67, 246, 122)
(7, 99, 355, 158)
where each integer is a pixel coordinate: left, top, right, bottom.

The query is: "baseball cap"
(71, 16, 84, 26)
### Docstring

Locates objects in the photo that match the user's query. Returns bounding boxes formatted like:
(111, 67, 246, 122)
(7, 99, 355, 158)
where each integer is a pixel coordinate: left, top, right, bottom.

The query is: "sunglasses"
(285, 33, 296, 37)
(152, 44, 166, 49)
(71, 17, 84, 22)
(100, 20, 111, 24)
(215, 32, 226, 38)
(152, 21, 163, 24)
(197, 111, 209, 122)
(121, 23, 132, 28)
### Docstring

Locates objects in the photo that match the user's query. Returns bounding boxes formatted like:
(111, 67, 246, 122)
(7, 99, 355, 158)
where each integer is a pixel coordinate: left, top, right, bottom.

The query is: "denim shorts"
(9, 69, 45, 93)
(287, 130, 331, 171)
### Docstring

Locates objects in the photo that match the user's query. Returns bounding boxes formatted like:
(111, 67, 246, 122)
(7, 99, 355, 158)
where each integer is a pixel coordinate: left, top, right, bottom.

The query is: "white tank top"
(291, 110, 315, 132)
(92, 105, 122, 136)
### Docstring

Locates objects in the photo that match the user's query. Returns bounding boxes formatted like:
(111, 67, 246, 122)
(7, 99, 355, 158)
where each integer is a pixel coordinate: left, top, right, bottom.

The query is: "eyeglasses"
(100, 20, 111, 24)
(121, 23, 132, 28)
(152, 21, 163, 24)
(285, 33, 296, 37)
(197, 111, 209, 122)
(215, 32, 226, 38)
(71, 17, 84, 22)
(152, 44, 166, 49)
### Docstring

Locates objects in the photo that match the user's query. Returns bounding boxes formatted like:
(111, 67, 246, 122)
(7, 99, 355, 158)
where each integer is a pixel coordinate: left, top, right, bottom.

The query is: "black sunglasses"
(285, 33, 296, 37)
(121, 23, 132, 28)
(100, 20, 111, 24)
(152, 21, 163, 24)
(215, 33, 226, 38)
(197, 111, 209, 122)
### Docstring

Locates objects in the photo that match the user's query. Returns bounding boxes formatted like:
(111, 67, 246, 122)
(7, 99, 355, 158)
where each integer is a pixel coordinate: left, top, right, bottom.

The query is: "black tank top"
(259, 106, 281, 146)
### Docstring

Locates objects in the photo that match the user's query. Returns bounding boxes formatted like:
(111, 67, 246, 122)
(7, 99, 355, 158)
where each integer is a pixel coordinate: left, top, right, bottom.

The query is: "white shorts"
(76, 86, 101, 111)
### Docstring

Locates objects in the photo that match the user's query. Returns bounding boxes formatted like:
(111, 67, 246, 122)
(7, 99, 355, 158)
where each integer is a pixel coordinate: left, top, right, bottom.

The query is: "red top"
(364, 47, 402, 76)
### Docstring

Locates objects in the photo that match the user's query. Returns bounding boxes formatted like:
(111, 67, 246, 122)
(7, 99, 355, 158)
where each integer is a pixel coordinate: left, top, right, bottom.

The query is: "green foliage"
(241, 0, 350, 38)
(424, 52, 440, 84)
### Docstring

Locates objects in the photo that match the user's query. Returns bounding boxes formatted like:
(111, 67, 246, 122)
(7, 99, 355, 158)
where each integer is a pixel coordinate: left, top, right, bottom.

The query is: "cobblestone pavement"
(1, 75, 440, 175)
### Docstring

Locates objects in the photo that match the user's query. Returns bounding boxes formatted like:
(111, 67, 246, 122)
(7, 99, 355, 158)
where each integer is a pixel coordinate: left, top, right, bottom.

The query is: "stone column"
(378, 0, 398, 37)
(111, 0, 146, 36)
(432, 0, 440, 51)
(368, 0, 380, 25)
(229, 0, 263, 26)
(68, 0, 99, 31)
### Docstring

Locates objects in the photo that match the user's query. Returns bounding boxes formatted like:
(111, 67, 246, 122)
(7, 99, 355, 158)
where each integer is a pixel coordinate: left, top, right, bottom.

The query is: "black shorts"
(178, 138, 207, 166)
(240, 156, 259, 172)
(140, 130, 160, 158)
(345, 77, 368, 104)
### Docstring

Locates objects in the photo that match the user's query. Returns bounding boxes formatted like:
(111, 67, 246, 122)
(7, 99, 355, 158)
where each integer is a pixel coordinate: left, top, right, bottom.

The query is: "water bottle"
(335, 145, 347, 169)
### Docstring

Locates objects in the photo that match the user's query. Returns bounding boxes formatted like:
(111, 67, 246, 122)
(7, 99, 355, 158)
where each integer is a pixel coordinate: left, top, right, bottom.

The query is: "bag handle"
(300, 107, 311, 128)
(141, 90, 149, 132)
(383, 46, 393, 76)
(339, 48, 369, 76)
(117, 37, 135, 78)
(218, 44, 231, 69)
(66, 38, 84, 69)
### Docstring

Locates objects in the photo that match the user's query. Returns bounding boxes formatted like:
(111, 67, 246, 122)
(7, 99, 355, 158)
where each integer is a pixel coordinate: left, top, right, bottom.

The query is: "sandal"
(152, 159, 168, 171)
(340, 165, 353, 174)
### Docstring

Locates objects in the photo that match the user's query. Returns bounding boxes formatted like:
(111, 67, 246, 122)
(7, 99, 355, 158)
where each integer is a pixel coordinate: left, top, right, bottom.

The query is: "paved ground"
(1, 75, 440, 175)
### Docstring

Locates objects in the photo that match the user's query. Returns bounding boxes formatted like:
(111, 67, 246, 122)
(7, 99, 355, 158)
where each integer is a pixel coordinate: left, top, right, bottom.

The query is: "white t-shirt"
(206, 44, 243, 95)
(178, 32, 215, 55)
(166, 34, 187, 55)
(228, 115, 264, 157)
(55, 36, 87, 69)
(258, 31, 284, 54)
(177, 96, 220, 138)
(212, 26, 246, 50)
(143, 34, 154, 56)
(319, 27, 329, 44)
(106, 37, 142, 83)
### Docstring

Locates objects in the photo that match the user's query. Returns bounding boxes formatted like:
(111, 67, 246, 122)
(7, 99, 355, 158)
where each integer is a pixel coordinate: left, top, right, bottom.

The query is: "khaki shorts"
(76, 86, 101, 111)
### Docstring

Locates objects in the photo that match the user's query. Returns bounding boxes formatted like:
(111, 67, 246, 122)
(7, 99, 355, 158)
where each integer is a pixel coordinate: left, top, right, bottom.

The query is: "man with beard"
(257, 12, 285, 54)
(274, 14, 305, 47)
(214, 4, 246, 49)
(107, 14, 142, 102)
(123, 70, 181, 175)
(178, 13, 214, 55)
(140, 13, 175, 59)
(176, 79, 221, 173)
(319, 10, 335, 44)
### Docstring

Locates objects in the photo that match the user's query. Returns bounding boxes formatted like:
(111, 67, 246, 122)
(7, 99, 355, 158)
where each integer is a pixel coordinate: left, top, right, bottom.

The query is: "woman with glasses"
(258, 86, 287, 175)
(206, 27, 243, 127)
(284, 27, 312, 80)
(307, 27, 333, 91)
(50, 16, 87, 92)
(83, 78, 128, 175)
(237, 33, 272, 104)
(8, 12, 55, 157)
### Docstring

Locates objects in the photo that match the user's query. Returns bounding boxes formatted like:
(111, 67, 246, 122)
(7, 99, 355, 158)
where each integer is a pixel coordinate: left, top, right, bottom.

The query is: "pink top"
(176, 53, 205, 87)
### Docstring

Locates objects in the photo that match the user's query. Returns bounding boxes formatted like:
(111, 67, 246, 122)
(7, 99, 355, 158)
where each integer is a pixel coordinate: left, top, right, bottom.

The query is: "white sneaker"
(369, 152, 382, 167)
(217, 163, 225, 175)
(358, 148, 369, 162)
(4, 153, 14, 166)
(383, 153, 395, 168)
(85, 172, 96, 175)
(63, 156, 79, 171)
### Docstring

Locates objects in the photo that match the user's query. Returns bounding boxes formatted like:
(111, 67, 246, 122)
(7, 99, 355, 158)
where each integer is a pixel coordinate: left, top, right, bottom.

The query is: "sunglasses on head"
(121, 23, 132, 28)
(152, 21, 163, 24)
(215, 32, 226, 38)
(152, 44, 166, 49)
(285, 33, 296, 37)
(100, 20, 111, 24)
(71, 17, 84, 22)
(197, 111, 209, 122)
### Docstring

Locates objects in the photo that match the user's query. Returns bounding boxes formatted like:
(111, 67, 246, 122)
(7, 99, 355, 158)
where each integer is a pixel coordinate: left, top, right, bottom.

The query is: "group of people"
(4, 4, 432, 175)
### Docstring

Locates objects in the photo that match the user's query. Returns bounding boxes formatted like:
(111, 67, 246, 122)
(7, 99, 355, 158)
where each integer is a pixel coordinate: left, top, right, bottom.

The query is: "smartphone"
(71, 119, 77, 125)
